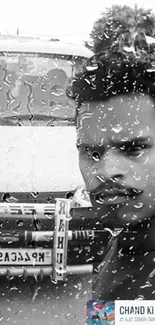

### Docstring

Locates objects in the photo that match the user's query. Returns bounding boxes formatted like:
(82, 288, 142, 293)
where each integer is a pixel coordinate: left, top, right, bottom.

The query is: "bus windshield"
(0, 52, 84, 126)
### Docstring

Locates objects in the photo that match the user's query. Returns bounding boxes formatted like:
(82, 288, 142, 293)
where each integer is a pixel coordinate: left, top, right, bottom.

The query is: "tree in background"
(85, 5, 155, 53)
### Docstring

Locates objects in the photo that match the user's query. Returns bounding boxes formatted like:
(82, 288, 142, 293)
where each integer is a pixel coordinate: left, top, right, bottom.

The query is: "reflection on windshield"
(0, 53, 83, 126)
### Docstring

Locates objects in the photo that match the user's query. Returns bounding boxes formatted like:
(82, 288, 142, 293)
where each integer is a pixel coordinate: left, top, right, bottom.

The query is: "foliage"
(87, 5, 155, 53)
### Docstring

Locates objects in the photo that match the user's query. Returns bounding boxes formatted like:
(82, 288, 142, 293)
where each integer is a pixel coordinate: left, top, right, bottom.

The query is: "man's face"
(76, 93, 155, 227)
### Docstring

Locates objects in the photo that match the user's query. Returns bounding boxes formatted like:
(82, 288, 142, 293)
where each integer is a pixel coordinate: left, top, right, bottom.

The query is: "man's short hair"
(66, 50, 155, 120)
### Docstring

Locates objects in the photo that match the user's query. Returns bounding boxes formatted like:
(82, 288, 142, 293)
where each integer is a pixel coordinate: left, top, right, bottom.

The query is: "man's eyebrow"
(76, 137, 152, 149)
(113, 137, 152, 146)
(76, 142, 102, 149)
(76, 142, 90, 148)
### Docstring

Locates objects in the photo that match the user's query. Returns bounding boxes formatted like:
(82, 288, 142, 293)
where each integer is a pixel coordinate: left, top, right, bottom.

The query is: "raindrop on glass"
(92, 152, 100, 162)
(50, 84, 64, 96)
(133, 203, 144, 209)
(101, 126, 107, 132)
(112, 124, 122, 133)
(86, 65, 98, 71)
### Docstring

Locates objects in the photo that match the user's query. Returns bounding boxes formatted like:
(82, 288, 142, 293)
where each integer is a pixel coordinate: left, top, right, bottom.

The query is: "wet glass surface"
(0, 52, 85, 126)
(2, 1, 155, 324)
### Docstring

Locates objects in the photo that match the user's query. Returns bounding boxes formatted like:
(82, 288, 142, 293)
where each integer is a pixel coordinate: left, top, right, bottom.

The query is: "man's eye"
(120, 144, 148, 156)
(84, 147, 94, 157)
(121, 145, 142, 152)
(85, 149, 101, 161)
(92, 151, 100, 161)
(79, 146, 101, 161)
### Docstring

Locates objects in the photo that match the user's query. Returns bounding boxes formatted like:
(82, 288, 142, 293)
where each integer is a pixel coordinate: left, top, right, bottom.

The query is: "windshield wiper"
(0, 114, 75, 126)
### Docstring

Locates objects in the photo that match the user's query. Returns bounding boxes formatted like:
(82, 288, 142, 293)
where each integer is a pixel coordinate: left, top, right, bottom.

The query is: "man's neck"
(118, 217, 155, 254)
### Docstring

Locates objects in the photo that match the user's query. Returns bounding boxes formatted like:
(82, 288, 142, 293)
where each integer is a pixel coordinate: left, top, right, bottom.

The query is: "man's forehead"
(78, 94, 155, 125)
(77, 94, 155, 145)
(77, 132, 152, 148)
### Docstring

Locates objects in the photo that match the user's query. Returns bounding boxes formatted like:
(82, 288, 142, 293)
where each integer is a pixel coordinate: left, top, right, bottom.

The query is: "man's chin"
(117, 211, 142, 227)
(92, 201, 146, 227)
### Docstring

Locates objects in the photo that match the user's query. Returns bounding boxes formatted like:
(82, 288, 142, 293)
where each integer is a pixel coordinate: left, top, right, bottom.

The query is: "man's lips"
(91, 187, 143, 204)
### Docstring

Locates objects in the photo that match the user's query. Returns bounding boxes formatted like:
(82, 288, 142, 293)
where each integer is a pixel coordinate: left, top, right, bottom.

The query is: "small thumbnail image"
(87, 300, 115, 325)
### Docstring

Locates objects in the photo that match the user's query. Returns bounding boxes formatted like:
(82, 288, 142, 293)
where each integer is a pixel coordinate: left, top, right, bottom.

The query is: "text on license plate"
(0, 249, 52, 265)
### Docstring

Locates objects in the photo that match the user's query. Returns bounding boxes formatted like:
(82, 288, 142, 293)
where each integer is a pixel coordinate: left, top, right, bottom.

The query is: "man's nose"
(96, 150, 126, 182)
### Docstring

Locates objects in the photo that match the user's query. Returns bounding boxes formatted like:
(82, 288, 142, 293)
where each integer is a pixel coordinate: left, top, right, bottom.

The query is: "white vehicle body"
(0, 40, 104, 280)
(0, 39, 93, 198)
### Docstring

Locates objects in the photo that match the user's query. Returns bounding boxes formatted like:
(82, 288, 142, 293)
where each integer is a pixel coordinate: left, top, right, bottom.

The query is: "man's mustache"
(89, 181, 143, 199)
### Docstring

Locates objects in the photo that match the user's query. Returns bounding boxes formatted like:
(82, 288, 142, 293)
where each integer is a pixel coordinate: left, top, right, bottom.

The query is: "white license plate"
(0, 249, 52, 265)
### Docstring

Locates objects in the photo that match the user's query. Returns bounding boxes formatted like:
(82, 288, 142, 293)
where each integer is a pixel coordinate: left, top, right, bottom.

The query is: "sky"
(1, 0, 155, 43)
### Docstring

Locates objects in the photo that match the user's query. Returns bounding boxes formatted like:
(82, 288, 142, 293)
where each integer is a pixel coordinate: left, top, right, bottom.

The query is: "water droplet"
(51, 279, 58, 284)
(118, 248, 124, 257)
(77, 282, 82, 290)
(50, 84, 64, 96)
(86, 65, 98, 71)
(112, 269, 117, 273)
(86, 257, 94, 262)
(84, 78, 91, 85)
(80, 112, 94, 125)
(149, 268, 155, 278)
(136, 295, 145, 300)
(96, 199, 104, 205)
(134, 203, 143, 209)
(12, 102, 23, 115)
(104, 227, 123, 237)
(0, 107, 4, 117)
(112, 124, 122, 133)
(101, 126, 107, 132)
(45, 214, 53, 220)
(97, 249, 104, 255)
(31, 192, 39, 199)
(134, 118, 140, 125)
(131, 215, 138, 220)
(17, 220, 24, 227)
(144, 157, 149, 164)
(133, 175, 141, 181)
(140, 281, 152, 289)
(92, 152, 100, 161)
(41, 84, 46, 92)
